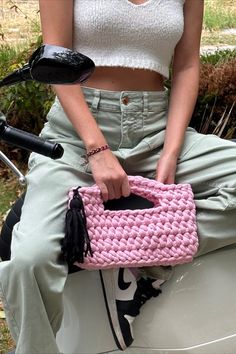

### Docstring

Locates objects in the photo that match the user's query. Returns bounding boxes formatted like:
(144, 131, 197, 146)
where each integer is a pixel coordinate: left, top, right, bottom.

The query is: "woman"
(1, 0, 236, 353)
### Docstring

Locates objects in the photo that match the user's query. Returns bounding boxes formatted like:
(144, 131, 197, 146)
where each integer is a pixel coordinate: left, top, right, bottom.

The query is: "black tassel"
(61, 188, 93, 265)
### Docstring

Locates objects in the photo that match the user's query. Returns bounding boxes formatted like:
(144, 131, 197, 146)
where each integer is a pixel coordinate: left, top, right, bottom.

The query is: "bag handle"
(127, 176, 168, 206)
(78, 176, 193, 211)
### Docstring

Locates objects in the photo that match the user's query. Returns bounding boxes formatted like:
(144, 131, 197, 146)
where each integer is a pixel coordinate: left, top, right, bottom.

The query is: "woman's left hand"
(155, 152, 178, 184)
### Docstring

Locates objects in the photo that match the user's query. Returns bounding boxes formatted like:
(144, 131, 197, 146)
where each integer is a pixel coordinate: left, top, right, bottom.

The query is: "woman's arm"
(39, 0, 107, 150)
(39, 0, 130, 200)
(156, 0, 204, 183)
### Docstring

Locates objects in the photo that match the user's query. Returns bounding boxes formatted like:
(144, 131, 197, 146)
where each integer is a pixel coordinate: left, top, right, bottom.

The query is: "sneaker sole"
(99, 270, 127, 351)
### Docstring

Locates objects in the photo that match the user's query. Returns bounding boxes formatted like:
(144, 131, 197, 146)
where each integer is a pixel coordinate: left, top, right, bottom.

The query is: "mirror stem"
(0, 64, 32, 88)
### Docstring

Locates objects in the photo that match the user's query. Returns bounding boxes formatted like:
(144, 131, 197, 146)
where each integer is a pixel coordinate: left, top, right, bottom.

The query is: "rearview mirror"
(0, 44, 95, 87)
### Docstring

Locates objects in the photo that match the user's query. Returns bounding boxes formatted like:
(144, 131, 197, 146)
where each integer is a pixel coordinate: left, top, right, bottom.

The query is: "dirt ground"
(0, 0, 40, 45)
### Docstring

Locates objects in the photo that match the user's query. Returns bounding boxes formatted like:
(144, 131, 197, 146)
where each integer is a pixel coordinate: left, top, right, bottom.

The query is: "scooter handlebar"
(0, 120, 64, 159)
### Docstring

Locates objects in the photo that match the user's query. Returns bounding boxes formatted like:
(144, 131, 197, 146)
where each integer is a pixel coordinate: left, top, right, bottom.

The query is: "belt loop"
(143, 92, 149, 117)
(91, 90, 101, 112)
(120, 91, 125, 113)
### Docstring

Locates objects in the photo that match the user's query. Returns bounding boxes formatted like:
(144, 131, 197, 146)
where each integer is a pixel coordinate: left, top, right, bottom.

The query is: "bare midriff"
(82, 67, 165, 92)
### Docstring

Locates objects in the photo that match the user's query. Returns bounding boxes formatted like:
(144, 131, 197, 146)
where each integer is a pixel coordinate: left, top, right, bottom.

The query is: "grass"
(204, 0, 236, 30)
(201, 31, 236, 46)
(0, 156, 26, 224)
(0, 44, 18, 65)
(0, 0, 40, 46)
(0, 0, 235, 49)
(200, 48, 236, 64)
(0, 176, 21, 224)
(202, 0, 236, 47)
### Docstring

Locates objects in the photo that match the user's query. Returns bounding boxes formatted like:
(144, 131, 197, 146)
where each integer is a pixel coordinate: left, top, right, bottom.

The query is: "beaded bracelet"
(81, 144, 110, 165)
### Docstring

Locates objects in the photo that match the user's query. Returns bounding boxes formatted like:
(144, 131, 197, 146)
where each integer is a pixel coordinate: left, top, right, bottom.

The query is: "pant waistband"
(80, 86, 169, 113)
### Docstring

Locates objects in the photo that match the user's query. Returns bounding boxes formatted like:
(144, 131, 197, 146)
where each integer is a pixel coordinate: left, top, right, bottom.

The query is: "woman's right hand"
(88, 149, 131, 201)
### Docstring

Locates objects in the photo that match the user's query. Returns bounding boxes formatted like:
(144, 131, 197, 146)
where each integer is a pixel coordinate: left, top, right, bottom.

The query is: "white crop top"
(73, 0, 185, 79)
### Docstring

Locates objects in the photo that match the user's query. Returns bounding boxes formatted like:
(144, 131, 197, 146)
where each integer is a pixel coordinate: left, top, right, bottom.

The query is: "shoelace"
(130, 277, 162, 317)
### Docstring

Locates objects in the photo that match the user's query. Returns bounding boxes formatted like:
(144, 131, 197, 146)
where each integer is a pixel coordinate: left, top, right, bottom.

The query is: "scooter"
(0, 46, 236, 354)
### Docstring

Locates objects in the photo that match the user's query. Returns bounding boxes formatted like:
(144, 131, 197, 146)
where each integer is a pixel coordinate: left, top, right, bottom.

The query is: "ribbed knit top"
(73, 0, 185, 79)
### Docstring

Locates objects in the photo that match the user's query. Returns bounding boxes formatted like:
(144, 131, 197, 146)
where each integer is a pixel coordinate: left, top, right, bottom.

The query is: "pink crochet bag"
(61, 175, 199, 269)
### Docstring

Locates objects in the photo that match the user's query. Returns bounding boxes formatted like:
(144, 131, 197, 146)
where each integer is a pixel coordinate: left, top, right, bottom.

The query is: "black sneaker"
(99, 268, 162, 350)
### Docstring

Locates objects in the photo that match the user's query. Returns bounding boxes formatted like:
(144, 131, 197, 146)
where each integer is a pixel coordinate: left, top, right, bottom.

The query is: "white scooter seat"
(57, 245, 236, 354)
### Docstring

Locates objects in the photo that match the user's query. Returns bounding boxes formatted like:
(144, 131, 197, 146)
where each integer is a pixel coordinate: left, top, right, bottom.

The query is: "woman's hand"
(88, 149, 131, 201)
(156, 152, 178, 184)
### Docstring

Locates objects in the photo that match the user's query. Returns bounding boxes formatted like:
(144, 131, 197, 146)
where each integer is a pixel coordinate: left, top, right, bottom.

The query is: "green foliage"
(0, 37, 55, 161)
(0, 45, 19, 76)
(0, 37, 54, 134)
(203, 0, 236, 30)
(200, 49, 236, 65)
(0, 178, 20, 216)
(1, 80, 54, 132)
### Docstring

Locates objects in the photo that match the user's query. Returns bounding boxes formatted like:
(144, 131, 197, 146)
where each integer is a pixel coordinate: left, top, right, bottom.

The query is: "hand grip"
(0, 121, 63, 159)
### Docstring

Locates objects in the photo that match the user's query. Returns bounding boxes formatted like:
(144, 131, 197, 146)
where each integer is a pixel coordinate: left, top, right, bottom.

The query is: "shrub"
(0, 36, 54, 133)
(191, 50, 236, 138)
(0, 38, 55, 162)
